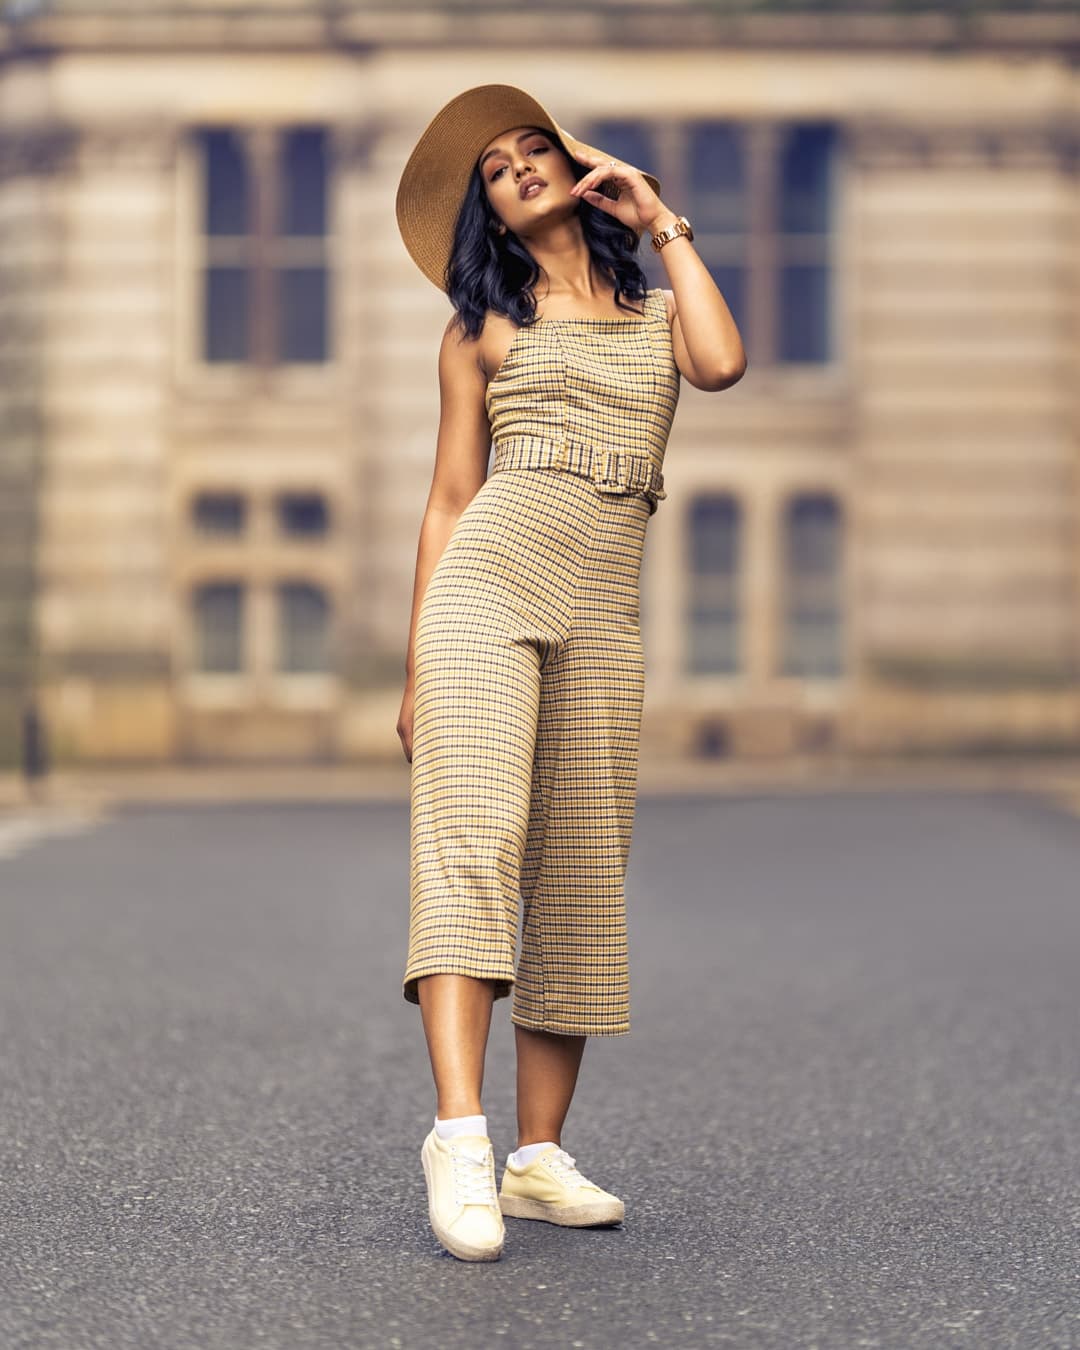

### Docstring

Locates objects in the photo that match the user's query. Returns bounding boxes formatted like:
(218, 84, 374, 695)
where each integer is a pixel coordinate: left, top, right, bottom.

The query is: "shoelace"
(543, 1147, 597, 1190)
(450, 1142, 500, 1207)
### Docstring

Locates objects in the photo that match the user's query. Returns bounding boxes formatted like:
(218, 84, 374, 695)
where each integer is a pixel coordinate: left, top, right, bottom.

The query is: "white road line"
(0, 809, 106, 861)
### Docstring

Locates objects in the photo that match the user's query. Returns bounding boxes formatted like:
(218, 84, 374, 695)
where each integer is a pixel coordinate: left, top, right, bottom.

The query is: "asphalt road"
(0, 790, 1077, 1350)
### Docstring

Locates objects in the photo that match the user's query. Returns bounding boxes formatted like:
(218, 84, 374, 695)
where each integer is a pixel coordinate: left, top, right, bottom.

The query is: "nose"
(514, 154, 535, 178)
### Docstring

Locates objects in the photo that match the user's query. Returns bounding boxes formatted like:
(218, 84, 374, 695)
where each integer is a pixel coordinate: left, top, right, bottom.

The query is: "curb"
(3, 756, 1080, 816)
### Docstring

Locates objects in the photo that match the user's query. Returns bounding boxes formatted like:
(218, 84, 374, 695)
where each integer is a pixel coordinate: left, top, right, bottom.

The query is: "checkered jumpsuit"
(404, 286, 681, 1036)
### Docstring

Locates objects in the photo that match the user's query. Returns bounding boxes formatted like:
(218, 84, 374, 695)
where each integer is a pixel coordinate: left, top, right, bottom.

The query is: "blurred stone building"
(0, 0, 1077, 765)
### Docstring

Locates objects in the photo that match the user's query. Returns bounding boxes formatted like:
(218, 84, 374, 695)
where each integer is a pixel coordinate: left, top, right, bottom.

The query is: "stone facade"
(0, 2, 1077, 764)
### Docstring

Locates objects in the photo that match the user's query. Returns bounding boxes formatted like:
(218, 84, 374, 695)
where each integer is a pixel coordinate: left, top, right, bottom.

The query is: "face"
(477, 124, 577, 235)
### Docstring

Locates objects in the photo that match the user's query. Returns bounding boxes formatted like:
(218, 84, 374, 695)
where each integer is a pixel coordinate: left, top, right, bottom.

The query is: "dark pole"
(21, 696, 49, 802)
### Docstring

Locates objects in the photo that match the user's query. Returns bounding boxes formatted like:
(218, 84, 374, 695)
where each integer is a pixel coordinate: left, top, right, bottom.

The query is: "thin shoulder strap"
(644, 287, 668, 327)
(642, 287, 675, 366)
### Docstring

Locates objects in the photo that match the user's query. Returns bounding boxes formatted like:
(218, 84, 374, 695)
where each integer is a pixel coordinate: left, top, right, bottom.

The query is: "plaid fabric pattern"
(404, 287, 681, 1036)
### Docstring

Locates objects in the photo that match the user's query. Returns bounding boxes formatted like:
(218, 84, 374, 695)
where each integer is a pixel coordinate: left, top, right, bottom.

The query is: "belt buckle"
(644, 470, 667, 513)
(592, 446, 628, 496)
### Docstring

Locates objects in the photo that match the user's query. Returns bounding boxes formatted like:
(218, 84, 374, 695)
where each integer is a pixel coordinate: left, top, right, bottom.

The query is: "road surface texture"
(1, 791, 1077, 1349)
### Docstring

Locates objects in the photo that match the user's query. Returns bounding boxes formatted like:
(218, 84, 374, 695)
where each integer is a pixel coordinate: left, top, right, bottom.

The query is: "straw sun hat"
(395, 83, 662, 292)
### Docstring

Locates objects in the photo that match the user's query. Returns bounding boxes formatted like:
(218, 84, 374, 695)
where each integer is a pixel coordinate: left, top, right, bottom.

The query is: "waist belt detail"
(490, 434, 667, 509)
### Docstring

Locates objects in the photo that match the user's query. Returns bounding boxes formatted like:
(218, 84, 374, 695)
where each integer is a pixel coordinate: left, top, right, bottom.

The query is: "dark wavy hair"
(444, 129, 649, 340)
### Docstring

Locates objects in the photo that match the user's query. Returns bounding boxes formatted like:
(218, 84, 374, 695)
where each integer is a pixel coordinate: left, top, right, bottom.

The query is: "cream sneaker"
(420, 1129, 504, 1261)
(499, 1145, 625, 1227)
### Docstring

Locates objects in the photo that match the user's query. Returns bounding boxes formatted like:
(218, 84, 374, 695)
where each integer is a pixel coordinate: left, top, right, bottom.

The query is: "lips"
(519, 175, 547, 200)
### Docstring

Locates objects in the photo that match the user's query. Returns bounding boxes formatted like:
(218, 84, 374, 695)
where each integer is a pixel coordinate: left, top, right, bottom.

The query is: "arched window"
(780, 492, 844, 678)
(193, 581, 244, 673)
(277, 582, 331, 673)
(687, 493, 742, 675)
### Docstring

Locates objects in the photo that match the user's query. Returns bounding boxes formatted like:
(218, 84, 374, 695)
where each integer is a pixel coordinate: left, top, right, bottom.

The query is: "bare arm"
(565, 150, 746, 393)
(646, 213, 747, 393)
(399, 316, 491, 759)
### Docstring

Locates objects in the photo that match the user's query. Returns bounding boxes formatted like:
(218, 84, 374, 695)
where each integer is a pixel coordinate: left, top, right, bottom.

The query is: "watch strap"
(650, 215, 694, 252)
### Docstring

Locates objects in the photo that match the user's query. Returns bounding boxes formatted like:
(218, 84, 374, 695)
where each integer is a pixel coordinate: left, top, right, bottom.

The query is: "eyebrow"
(478, 129, 548, 172)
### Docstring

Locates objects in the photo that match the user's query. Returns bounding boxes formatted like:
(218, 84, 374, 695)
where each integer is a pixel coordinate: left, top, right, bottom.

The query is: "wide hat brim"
(395, 83, 663, 293)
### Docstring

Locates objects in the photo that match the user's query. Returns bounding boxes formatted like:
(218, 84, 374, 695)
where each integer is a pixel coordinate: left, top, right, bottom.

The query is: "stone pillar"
(847, 114, 1080, 749)
(0, 123, 73, 767)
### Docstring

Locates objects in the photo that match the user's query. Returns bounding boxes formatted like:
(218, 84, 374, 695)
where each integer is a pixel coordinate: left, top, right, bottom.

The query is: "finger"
(571, 169, 620, 195)
(574, 164, 638, 194)
(573, 164, 611, 184)
(579, 188, 619, 212)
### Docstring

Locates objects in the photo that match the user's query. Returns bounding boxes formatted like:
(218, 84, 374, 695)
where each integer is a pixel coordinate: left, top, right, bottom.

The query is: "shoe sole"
(421, 1138, 504, 1262)
(499, 1194, 625, 1227)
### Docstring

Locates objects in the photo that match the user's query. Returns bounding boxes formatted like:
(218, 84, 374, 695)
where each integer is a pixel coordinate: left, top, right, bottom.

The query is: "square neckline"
(534, 287, 657, 326)
(485, 289, 659, 403)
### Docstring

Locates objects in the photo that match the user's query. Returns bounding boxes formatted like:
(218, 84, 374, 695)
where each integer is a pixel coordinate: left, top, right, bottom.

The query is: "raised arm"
(564, 144, 747, 392)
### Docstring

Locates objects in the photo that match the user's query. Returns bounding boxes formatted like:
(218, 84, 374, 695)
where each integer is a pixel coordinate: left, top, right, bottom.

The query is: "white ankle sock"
(434, 1113, 488, 1141)
(508, 1140, 557, 1169)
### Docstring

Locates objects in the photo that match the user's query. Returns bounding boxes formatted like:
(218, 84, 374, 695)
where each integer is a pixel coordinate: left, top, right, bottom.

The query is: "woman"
(394, 84, 746, 1262)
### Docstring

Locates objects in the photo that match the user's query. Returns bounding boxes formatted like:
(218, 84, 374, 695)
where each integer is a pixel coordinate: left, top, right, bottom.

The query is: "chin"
(520, 200, 569, 228)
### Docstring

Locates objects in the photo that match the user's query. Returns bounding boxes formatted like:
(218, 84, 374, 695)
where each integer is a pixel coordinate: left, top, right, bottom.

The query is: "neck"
(516, 219, 609, 303)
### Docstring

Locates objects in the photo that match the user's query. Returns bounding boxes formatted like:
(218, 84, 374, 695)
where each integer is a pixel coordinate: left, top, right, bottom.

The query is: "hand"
(562, 132, 674, 235)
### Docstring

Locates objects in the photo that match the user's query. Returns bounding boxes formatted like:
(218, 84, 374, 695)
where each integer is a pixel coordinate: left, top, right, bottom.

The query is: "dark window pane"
(277, 492, 329, 536)
(200, 128, 249, 237)
(277, 582, 330, 673)
(780, 124, 834, 235)
(687, 494, 742, 675)
(278, 266, 328, 363)
(780, 493, 844, 678)
(687, 123, 745, 233)
(204, 266, 250, 363)
(588, 120, 656, 182)
(684, 124, 747, 327)
(194, 582, 244, 673)
(280, 127, 328, 237)
(691, 494, 739, 573)
(688, 607, 740, 675)
(192, 492, 245, 535)
(779, 264, 830, 363)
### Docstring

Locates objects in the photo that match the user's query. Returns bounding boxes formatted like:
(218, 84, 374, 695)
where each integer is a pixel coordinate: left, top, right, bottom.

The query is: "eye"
(491, 142, 553, 182)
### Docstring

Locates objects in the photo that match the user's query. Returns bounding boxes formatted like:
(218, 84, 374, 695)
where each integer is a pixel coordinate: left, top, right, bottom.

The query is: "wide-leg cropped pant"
(404, 456, 654, 1037)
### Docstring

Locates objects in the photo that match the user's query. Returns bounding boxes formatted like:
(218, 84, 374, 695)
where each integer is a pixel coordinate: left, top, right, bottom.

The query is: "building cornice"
(1, 5, 1078, 58)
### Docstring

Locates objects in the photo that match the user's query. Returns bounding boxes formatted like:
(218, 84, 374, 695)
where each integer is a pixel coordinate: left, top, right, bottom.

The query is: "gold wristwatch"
(650, 214, 694, 253)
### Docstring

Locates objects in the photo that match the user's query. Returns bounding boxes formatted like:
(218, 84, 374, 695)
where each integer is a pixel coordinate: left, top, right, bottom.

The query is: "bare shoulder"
(438, 311, 471, 360)
(660, 288, 676, 327)
(438, 312, 485, 382)
(439, 309, 517, 387)
(479, 309, 519, 383)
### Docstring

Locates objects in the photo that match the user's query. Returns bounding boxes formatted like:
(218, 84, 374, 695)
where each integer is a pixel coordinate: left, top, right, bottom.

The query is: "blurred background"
(0, 0, 1077, 774)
